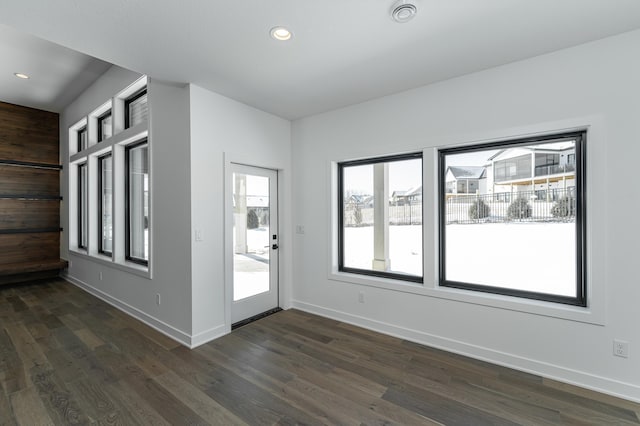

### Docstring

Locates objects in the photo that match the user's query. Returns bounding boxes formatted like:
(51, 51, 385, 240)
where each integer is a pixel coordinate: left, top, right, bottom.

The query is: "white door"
(230, 164, 279, 324)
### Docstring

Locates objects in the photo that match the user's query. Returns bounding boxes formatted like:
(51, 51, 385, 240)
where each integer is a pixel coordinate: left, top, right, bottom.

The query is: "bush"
(507, 197, 532, 220)
(551, 196, 575, 218)
(247, 209, 259, 229)
(468, 199, 490, 220)
(353, 203, 363, 226)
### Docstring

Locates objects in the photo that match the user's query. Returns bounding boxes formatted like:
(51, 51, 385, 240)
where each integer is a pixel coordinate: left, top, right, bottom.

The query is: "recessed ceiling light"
(14, 72, 30, 79)
(270, 27, 292, 41)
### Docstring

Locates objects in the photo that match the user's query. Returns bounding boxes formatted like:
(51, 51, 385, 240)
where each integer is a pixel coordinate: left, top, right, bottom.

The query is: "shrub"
(507, 197, 532, 220)
(468, 199, 490, 220)
(551, 196, 575, 218)
(247, 209, 259, 229)
(353, 203, 363, 226)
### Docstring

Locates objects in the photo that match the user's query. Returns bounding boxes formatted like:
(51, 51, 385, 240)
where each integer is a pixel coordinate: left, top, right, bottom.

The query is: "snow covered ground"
(344, 226, 422, 276)
(344, 222, 576, 297)
(235, 222, 577, 300)
(446, 222, 575, 296)
(233, 227, 270, 301)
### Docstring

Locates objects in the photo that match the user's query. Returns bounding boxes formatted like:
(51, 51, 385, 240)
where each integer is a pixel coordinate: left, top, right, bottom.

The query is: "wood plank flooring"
(1, 278, 639, 425)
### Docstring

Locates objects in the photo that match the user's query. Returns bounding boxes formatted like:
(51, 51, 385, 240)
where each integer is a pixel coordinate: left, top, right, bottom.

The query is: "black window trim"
(77, 126, 87, 153)
(125, 139, 149, 266)
(97, 110, 112, 143)
(124, 88, 147, 129)
(338, 151, 423, 284)
(97, 152, 113, 257)
(438, 131, 586, 306)
(77, 162, 88, 250)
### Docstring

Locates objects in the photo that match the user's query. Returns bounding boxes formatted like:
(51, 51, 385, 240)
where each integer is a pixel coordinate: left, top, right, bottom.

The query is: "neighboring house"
(486, 142, 576, 199)
(390, 190, 407, 205)
(445, 166, 486, 194)
(390, 186, 422, 205)
(346, 194, 374, 207)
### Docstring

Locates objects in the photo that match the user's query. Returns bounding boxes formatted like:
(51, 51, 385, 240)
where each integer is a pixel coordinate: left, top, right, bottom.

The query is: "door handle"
(272, 244, 279, 250)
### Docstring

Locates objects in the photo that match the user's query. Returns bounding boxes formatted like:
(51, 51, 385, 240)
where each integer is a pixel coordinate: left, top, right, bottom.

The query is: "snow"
(344, 222, 576, 297)
(233, 227, 270, 301)
(344, 225, 422, 276)
(235, 222, 577, 300)
(446, 222, 576, 296)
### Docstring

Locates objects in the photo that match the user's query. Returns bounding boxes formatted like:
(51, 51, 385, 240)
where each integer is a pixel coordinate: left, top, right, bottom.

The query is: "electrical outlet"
(156, 293, 161, 306)
(358, 291, 364, 303)
(613, 340, 629, 358)
(296, 225, 305, 234)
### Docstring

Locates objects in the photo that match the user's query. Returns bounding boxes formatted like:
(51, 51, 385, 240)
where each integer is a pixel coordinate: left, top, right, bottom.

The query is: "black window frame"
(125, 139, 149, 266)
(98, 153, 113, 257)
(77, 126, 87, 153)
(97, 110, 112, 142)
(124, 88, 147, 129)
(77, 162, 88, 250)
(438, 131, 587, 306)
(338, 151, 423, 283)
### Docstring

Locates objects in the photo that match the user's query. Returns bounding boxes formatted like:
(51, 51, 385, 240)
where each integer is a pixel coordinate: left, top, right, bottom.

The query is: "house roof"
(447, 166, 486, 179)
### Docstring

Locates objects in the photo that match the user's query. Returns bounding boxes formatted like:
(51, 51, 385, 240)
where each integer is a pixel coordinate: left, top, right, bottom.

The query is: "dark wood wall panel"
(0, 165, 60, 197)
(0, 101, 65, 281)
(0, 102, 59, 165)
(0, 233, 60, 266)
(0, 199, 60, 230)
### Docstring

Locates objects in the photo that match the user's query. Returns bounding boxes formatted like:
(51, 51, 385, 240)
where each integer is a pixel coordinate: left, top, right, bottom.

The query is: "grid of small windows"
(71, 80, 149, 270)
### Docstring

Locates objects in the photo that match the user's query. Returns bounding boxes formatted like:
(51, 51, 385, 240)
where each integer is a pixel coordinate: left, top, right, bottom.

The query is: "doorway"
(229, 163, 279, 325)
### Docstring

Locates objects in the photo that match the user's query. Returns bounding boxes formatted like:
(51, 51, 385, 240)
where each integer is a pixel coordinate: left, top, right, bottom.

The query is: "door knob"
(272, 244, 279, 250)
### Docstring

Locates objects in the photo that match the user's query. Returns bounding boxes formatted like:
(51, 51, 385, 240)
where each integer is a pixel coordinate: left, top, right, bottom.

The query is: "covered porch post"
(234, 173, 248, 254)
(372, 163, 390, 271)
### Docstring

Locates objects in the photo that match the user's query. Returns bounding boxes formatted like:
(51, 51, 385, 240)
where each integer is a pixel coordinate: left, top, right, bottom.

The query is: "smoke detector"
(391, 0, 417, 23)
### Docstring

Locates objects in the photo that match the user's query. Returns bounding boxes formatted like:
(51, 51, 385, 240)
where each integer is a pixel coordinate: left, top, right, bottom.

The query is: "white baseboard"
(190, 324, 228, 348)
(291, 300, 640, 404)
(62, 274, 227, 349)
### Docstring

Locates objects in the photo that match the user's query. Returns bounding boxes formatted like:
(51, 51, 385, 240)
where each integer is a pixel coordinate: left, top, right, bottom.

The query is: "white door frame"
(224, 154, 283, 331)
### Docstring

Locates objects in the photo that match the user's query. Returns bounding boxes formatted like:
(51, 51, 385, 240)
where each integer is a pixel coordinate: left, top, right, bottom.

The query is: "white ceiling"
(2, 1, 640, 119)
(0, 24, 110, 112)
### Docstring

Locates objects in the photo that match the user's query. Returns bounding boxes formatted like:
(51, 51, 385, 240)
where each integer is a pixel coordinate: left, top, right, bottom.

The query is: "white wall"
(189, 84, 292, 345)
(61, 66, 194, 343)
(291, 29, 640, 402)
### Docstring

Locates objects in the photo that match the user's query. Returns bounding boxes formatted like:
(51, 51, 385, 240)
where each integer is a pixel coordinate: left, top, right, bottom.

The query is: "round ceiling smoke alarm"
(391, 1, 417, 23)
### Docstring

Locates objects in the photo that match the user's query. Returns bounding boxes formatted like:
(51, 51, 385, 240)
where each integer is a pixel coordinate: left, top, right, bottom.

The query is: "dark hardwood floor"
(1, 278, 639, 425)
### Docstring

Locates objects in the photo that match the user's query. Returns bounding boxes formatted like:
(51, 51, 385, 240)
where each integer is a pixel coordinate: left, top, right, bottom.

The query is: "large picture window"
(98, 153, 113, 256)
(78, 162, 88, 250)
(125, 140, 149, 265)
(439, 131, 586, 305)
(338, 152, 423, 282)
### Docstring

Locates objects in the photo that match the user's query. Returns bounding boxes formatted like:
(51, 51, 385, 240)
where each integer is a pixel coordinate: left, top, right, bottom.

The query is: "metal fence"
(445, 189, 576, 224)
(343, 188, 576, 227)
(343, 201, 422, 227)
